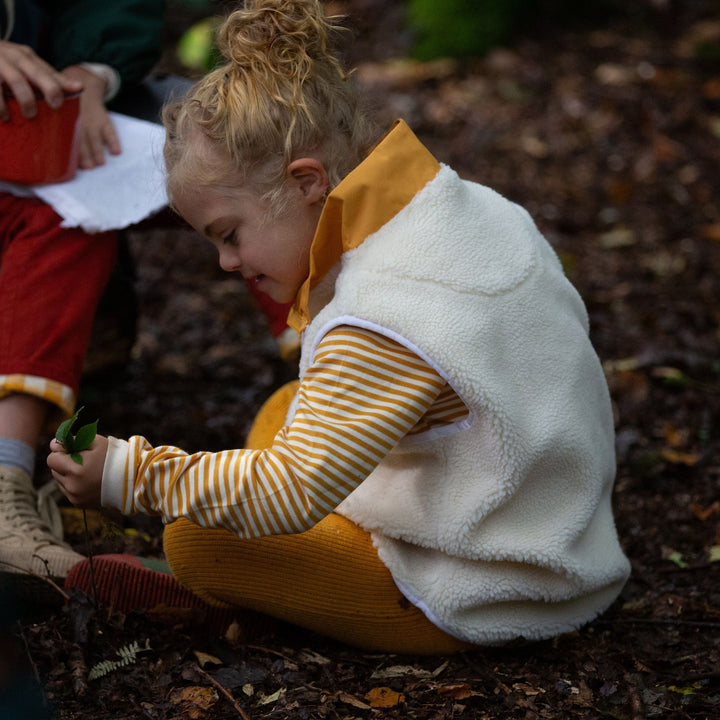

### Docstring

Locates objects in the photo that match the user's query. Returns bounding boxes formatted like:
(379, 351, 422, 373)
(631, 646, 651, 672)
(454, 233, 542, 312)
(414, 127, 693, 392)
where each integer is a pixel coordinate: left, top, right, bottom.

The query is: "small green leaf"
(55, 418, 72, 444)
(667, 551, 688, 568)
(56, 407, 82, 445)
(74, 420, 98, 452)
(668, 682, 701, 696)
(54, 406, 97, 465)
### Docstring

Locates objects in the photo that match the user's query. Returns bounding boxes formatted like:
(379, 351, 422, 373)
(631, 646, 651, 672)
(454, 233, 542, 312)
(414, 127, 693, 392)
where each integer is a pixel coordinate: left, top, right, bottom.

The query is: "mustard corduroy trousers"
(163, 381, 471, 654)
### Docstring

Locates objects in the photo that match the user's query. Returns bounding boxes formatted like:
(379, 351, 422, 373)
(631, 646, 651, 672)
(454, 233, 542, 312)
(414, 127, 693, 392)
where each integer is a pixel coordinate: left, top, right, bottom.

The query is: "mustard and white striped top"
(116, 325, 468, 535)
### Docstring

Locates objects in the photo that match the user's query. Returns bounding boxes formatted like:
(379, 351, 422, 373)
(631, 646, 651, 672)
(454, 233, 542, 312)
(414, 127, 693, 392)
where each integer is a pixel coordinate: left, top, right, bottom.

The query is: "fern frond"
(88, 660, 120, 681)
(88, 639, 151, 681)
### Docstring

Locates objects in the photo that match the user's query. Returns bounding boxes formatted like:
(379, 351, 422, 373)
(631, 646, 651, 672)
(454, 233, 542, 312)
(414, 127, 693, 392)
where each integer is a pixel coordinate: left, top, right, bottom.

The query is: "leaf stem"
(82, 510, 99, 613)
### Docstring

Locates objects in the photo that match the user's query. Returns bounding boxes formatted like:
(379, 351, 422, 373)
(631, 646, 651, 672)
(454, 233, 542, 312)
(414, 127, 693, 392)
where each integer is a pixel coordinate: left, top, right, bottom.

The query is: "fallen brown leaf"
(690, 501, 720, 521)
(660, 448, 702, 466)
(699, 223, 720, 242)
(437, 683, 476, 699)
(169, 686, 219, 719)
(365, 686, 405, 708)
(335, 690, 371, 709)
(192, 650, 223, 668)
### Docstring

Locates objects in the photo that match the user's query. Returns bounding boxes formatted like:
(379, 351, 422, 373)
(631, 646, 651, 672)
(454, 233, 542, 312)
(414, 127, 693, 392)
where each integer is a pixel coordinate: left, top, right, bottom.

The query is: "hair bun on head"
(162, 0, 377, 206)
(218, 0, 338, 83)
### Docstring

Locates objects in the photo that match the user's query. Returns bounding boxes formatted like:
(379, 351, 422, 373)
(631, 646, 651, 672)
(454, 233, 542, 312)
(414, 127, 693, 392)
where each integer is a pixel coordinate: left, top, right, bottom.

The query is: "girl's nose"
(218, 247, 241, 273)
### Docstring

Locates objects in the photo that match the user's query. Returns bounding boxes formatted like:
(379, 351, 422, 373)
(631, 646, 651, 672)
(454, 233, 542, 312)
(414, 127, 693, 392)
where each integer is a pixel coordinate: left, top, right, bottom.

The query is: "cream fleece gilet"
(295, 162, 631, 645)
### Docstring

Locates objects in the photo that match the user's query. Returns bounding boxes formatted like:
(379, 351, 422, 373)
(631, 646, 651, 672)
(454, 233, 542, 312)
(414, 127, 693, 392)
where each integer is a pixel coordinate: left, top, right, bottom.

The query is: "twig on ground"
(69, 642, 89, 696)
(0, 560, 70, 601)
(598, 618, 720, 628)
(194, 662, 252, 720)
(245, 644, 297, 663)
(82, 509, 99, 613)
(17, 624, 45, 699)
(629, 685, 645, 720)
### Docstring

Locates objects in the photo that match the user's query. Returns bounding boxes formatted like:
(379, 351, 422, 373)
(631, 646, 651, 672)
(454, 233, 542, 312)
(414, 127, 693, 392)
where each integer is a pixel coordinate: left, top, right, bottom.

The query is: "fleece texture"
(293, 128, 630, 644)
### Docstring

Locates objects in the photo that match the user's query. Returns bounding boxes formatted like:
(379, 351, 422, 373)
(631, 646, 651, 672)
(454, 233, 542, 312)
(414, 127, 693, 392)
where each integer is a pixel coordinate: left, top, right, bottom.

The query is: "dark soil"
(9, 1, 720, 718)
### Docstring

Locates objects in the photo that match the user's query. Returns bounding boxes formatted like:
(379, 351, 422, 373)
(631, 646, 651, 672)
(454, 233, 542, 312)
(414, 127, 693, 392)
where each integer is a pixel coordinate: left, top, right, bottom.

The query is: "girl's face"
(173, 160, 328, 304)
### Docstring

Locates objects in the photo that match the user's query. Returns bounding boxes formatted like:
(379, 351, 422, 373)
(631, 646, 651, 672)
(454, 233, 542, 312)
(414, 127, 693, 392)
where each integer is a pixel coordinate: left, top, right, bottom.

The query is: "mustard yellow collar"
(287, 120, 441, 332)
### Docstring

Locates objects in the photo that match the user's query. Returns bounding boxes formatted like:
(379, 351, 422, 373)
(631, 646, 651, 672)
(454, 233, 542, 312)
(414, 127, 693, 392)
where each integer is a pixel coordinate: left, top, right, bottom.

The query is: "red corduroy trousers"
(0, 193, 118, 393)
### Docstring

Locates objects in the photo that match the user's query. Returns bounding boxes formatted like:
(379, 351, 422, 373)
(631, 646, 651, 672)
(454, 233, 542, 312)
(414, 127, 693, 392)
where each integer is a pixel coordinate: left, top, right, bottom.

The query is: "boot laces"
(0, 472, 66, 547)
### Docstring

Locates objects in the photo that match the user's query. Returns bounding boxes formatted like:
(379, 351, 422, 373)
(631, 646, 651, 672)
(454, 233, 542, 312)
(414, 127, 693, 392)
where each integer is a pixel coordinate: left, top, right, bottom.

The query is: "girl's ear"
(287, 158, 329, 205)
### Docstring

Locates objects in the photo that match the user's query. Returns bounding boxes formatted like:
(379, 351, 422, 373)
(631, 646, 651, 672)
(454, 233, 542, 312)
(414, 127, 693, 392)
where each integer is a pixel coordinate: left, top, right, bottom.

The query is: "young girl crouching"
(48, 0, 630, 654)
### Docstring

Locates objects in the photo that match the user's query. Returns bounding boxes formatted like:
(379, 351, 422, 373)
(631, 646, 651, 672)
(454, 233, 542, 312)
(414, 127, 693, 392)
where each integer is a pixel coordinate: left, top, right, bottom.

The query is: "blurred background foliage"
(406, 0, 624, 60)
(168, 0, 719, 72)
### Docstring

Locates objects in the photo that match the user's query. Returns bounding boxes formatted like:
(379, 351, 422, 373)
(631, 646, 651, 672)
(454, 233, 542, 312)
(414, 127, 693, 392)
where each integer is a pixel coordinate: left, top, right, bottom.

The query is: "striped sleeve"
(116, 326, 450, 537)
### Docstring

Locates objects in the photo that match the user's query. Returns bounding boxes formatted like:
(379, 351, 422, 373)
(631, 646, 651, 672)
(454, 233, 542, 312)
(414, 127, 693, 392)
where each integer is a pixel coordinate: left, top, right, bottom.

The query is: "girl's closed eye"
(223, 232, 237, 246)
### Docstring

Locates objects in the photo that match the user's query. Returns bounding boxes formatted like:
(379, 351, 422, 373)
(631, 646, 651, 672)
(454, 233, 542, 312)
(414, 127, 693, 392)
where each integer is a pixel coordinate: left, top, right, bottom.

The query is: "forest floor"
(7, 0, 720, 718)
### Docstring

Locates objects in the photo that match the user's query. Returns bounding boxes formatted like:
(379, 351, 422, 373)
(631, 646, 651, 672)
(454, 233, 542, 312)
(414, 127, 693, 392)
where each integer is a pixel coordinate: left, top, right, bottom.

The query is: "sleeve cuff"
(79, 62, 122, 102)
(101, 436, 132, 511)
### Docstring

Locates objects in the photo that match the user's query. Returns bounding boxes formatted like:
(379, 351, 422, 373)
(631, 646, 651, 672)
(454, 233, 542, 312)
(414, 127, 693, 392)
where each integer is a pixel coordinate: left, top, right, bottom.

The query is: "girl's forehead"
(177, 125, 229, 170)
(169, 150, 238, 203)
(173, 179, 258, 216)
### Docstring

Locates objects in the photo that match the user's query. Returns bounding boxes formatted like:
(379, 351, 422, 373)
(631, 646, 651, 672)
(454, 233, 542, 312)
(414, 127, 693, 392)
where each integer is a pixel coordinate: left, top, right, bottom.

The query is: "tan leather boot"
(0, 464, 83, 578)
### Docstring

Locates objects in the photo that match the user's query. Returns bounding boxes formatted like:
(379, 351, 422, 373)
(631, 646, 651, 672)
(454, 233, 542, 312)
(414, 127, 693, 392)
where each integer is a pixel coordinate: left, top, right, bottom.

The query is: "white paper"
(0, 112, 168, 233)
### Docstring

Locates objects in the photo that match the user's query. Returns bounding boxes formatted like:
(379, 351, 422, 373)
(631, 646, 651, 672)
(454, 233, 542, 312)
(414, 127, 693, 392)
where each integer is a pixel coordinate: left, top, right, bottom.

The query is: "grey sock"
(0, 438, 35, 477)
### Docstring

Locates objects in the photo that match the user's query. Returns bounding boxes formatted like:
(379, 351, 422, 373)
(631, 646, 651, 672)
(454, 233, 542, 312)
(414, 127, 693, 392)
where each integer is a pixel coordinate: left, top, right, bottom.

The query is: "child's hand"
(61, 65, 122, 169)
(47, 435, 109, 509)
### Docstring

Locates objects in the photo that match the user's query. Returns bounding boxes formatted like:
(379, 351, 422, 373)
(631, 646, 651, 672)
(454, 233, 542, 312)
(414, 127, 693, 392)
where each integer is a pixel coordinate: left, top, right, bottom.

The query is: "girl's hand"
(60, 65, 122, 169)
(47, 435, 109, 509)
(0, 40, 82, 120)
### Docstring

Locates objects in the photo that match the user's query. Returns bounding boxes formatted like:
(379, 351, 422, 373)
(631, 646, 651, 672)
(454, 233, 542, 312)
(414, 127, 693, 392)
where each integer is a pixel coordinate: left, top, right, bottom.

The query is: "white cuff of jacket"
(79, 62, 122, 102)
(101, 436, 132, 512)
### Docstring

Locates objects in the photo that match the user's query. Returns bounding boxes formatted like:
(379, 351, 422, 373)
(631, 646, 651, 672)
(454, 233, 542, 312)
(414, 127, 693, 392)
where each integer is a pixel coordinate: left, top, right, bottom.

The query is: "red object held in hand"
(0, 91, 81, 185)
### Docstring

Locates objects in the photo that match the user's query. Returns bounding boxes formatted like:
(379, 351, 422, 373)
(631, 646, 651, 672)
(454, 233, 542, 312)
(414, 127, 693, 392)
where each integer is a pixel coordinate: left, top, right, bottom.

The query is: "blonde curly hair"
(163, 0, 377, 214)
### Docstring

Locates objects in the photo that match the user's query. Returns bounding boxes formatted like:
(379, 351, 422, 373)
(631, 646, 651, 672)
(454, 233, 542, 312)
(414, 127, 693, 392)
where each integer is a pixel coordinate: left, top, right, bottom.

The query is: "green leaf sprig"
(54, 406, 100, 610)
(55, 406, 98, 465)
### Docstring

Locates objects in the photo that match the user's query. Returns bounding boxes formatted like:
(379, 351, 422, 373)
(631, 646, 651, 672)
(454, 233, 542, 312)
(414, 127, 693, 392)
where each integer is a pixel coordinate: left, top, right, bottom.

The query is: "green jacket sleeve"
(45, 0, 165, 86)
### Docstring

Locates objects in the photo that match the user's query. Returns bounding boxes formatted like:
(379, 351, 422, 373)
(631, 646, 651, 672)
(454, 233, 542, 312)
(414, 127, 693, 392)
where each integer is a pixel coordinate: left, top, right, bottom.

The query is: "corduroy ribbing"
(163, 513, 470, 654)
(162, 382, 471, 654)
